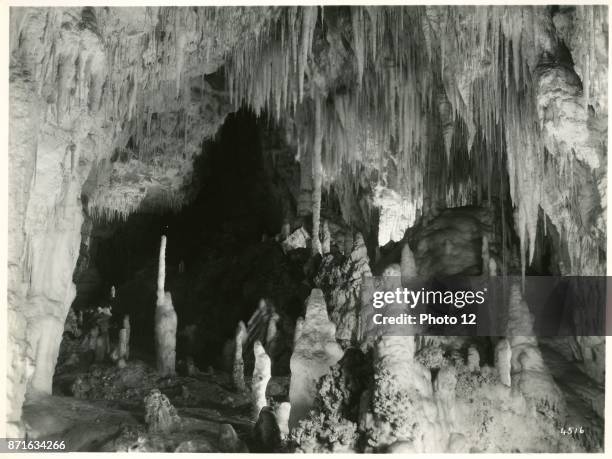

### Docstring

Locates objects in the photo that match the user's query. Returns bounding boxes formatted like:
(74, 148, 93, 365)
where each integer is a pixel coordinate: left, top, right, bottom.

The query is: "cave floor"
(538, 344, 604, 451)
(25, 359, 288, 452)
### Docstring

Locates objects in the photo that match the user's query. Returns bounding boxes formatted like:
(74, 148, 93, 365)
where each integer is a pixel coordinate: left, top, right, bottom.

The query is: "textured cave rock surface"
(8, 4, 606, 452)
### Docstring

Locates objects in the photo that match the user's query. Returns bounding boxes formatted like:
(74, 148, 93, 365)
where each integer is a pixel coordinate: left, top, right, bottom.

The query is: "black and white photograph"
(4, 2, 609, 454)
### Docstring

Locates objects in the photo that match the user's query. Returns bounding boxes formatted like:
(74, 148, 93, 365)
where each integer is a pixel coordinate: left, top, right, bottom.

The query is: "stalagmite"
(95, 334, 106, 362)
(275, 401, 291, 439)
(155, 235, 177, 377)
(481, 235, 490, 276)
(506, 282, 564, 411)
(123, 315, 131, 359)
(369, 334, 437, 451)
(289, 289, 343, 428)
(252, 340, 272, 419)
(489, 257, 498, 277)
(265, 312, 280, 359)
(467, 345, 480, 372)
(495, 339, 512, 386)
(400, 242, 417, 285)
(232, 321, 247, 391)
(117, 328, 129, 367)
(311, 97, 324, 255)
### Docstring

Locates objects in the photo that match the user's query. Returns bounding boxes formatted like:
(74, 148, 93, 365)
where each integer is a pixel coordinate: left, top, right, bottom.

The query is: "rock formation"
(144, 388, 181, 433)
(289, 289, 344, 428)
(232, 321, 247, 391)
(6, 5, 606, 451)
(155, 235, 177, 377)
(252, 340, 272, 419)
(275, 401, 291, 440)
(314, 232, 372, 342)
(495, 339, 512, 387)
(122, 315, 131, 359)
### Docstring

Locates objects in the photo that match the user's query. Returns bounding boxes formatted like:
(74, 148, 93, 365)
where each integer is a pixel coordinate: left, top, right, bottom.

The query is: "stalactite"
(311, 97, 323, 255)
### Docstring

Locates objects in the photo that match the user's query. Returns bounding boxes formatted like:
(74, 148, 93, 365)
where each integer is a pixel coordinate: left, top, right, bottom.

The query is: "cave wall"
(7, 6, 253, 434)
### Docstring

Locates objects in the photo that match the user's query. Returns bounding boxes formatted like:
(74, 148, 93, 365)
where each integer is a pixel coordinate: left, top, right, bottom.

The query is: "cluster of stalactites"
(225, 7, 435, 227)
(426, 5, 605, 275)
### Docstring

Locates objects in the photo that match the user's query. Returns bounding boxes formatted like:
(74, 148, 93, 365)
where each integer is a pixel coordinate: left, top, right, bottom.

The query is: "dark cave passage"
(69, 110, 312, 374)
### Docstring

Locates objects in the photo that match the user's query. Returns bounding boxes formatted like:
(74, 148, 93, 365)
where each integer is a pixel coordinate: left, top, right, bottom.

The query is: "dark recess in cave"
(82, 110, 311, 372)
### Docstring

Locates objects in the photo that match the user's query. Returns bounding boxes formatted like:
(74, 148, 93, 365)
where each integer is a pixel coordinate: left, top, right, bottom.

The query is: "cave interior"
(7, 4, 607, 454)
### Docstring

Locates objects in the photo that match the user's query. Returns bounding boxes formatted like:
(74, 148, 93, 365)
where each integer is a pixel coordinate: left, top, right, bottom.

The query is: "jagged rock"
(373, 185, 418, 246)
(252, 340, 272, 418)
(314, 232, 372, 341)
(289, 289, 343, 428)
(253, 406, 281, 452)
(281, 227, 310, 253)
(218, 423, 248, 453)
(64, 308, 81, 338)
(143, 389, 180, 433)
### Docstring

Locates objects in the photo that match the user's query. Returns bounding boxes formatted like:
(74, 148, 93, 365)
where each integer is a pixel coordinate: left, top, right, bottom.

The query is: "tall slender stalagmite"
(232, 321, 247, 391)
(311, 97, 324, 255)
(155, 235, 177, 377)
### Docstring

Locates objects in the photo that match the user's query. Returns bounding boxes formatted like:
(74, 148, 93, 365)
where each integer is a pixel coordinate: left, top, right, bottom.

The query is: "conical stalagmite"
(122, 315, 131, 359)
(155, 235, 177, 377)
(289, 289, 343, 428)
(495, 339, 512, 387)
(400, 242, 417, 285)
(117, 328, 129, 368)
(252, 340, 271, 419)
(232, 321, 247, 391)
